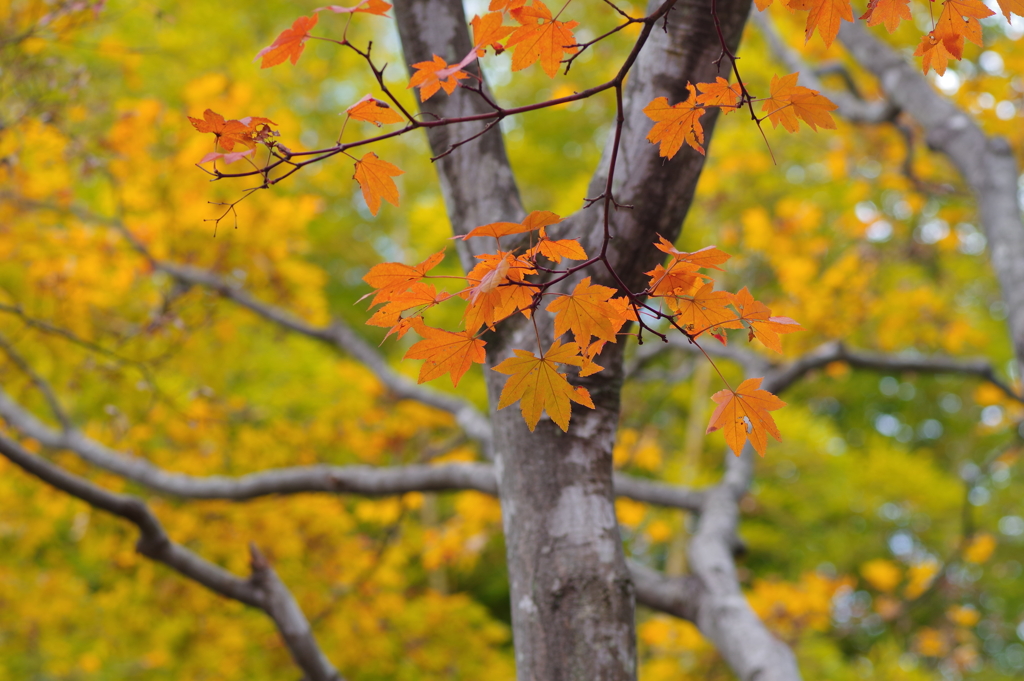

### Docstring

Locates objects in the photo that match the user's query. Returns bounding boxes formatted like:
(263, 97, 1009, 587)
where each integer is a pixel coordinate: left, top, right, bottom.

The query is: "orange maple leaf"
(316, 0, 392, 16)
(463, 252, 536, 332)
(506, 0, 579, 78)
(346, 95, 405, 126)
(188, 109, 259, 151)
(362, 249, 445, 307)
(668, 283, 743, 337)
(754, 0, 773, 9)
(462, 210, 562, 240)
(860, 0, 912, 33)
(935, 0, 993, 50)
(761, 72, 837, 133)
(256, 14, 319, 69)
(788, 0, 853, 48)
(914, 32, 961, 75)
(472, 11, 515, 56)
(408, 55, 471, 101)
(706, 377, 787, 456)
(531, 227, 587, 263)
(993, 0, 1024, 20)
(546, 277, 620, 346)
(366, 282, 447, 328)
(730, 287, 803, 353)
(696, 77, 743, 112)
(490, 0, 528, 10)
(643, 84, 706, 159)
(654, 237, 731, 271)
(493, 340, 595, 431)
(405, 323, 487, 387)
(646, 262, 707, 297)
(353, 152, 403, 215)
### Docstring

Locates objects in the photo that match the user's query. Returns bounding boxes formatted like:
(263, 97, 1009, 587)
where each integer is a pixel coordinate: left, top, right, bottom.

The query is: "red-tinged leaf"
(860, 0, 912, 32)
(994, 0, 1024, 20)
(187, 109, 256, 151)
(534, 228, 587, 263)
(506, 0, 579, 78)
(706, 377, 787, 456)
(408, 54, 471, 101)
(546, 277, 620, 346)
(462, 210, 562, 240)
(472, 12, 514, 56)
(667, 282, 744, 337)
(696, 77, 743, 112)
(761, 72, 837, 133)
(493, 340, 594, 431)
(353, 152, 403, 215)
(317, 0, 392, 15)
(935, 0, 993, 48)
(404, 325, 486, 387)
(788, 0, 853, 47)
(914, 32, 961, 75)
(256, 14, 319, 69)
(346, 95, 405, 126)
(654, 236, 730, 271)
(198, 149, 255, 165)
(646, 262, 707, 297)
(643, 85, 706, 159)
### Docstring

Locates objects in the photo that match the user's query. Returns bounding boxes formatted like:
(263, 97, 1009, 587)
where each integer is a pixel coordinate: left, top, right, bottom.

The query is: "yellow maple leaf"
(706, 377, 787, 456)
(493, 340, 595, 431)
(643, 84, 706, 159)
(353, 152, 403, 215)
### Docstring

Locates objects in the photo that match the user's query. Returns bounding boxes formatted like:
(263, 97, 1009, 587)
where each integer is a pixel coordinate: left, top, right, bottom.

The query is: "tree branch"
(837, 22, 1024, 380)
(0, 432, 343, 681)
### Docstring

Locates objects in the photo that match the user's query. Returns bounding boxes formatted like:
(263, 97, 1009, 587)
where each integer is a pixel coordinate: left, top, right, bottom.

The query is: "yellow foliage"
(913, 627, 950, 658)
(860, 558, 902, 593)
(963, 532, 996, 564)
(947, 604, 981, 627)
(747, 572, 853, 641)
(615, 498, 647, 528)
(904, 559, 940, 599)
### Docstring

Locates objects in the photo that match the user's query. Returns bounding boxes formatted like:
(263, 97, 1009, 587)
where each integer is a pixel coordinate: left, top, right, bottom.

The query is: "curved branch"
(0, 433, 343, 681)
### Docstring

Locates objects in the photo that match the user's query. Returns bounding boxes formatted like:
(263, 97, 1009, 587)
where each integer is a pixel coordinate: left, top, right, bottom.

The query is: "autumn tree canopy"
(1, 0, 1024, 679)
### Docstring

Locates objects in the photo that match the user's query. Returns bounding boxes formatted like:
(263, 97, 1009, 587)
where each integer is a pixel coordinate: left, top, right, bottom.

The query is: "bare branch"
(0, 433, 343, 681)
(762, 340, 1022, 400)
(628, 559, 702, 621)
(0, 331, 72, 431)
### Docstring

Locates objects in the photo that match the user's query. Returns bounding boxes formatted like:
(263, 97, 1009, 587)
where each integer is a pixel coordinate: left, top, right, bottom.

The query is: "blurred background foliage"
(0, 0, 1023, 679)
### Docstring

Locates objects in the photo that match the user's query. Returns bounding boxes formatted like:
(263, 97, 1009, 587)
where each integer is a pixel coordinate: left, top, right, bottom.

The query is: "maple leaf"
(706, 377, 786, 456)
(317, 0, 392, 16)
(408, 55, 471, 101)
(462, 210, 561, 240)
(362, 249, 445, 307)
(668, 282, 743, 337)
(654, 237, 730, 271)
(860, 0, 912, 33)
(914, 32, 961, 75)
(532, 227, 587, 263)
(755, 0, 773, 9)
(256, 14, 319, 69)
(646, 262, 707, 297)
(935, 0, 993, 50)
(643, 84, 706, 159)
(493, 340, 595, 431)
(761, 72, 837, 133)
(730, 287, 803, 353)
(506, 0, 579, 78)
(187, 109, 256, 151)
(463, 252, 535, 333)
(696, 78, 743, 112)
(366, 282, 446, 327)
(346, 95, 405, 126)
(546, 277, 620, 346)
(353, 152, 403, 215)
(788, 0, 853, 48)
(994, 0, 1024, 20)
(490, 0, 528, 10)
(472, 12, 515, 56)
(405, 323, 486, 387)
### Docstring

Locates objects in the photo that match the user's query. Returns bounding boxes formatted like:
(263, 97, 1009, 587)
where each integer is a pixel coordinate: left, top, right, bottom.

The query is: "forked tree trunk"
(394, 0, 752, 677)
